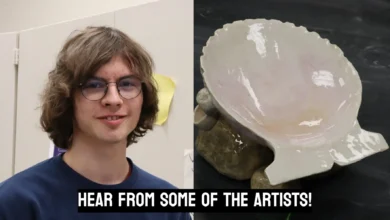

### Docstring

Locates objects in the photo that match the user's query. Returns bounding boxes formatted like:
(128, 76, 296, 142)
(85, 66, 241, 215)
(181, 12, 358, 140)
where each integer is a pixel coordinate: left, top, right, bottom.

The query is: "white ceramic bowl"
(199, 19, 389, 185)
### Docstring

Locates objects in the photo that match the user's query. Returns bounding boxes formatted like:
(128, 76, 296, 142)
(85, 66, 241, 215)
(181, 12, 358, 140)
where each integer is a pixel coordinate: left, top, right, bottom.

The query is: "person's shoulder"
(0, 175, 26, 204)
(0, 158, 56, 219)
(0, 157, 56, 197)
(133, 164, 178, 189)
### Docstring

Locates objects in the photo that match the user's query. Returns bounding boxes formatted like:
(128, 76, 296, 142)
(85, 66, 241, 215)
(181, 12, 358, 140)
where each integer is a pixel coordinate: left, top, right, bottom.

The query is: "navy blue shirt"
(0, 154, 191, 220)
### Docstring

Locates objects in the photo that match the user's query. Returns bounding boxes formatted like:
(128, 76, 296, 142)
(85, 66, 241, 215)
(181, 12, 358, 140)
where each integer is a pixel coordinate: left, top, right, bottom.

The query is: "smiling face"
(73, 55, 143, 145)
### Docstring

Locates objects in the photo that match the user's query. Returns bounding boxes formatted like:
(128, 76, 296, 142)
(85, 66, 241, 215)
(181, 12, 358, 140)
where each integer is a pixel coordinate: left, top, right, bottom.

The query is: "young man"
(0, 26, 191, 220)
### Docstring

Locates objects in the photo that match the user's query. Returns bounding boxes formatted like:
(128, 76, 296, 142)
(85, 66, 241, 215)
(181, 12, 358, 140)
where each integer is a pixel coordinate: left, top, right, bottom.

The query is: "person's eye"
(119, 80, 132, 87)
(84, 80, 105, 89)
(119, 78, 140, 87)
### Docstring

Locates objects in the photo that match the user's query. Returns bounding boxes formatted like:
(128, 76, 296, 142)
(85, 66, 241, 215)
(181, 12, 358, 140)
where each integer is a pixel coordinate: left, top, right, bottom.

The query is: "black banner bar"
(77, 189, 313, 213)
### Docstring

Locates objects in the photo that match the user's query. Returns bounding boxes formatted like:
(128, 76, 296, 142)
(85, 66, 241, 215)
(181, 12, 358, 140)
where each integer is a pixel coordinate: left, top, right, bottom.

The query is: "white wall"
(0, 0, 156, 32)
(0, 32, 17, 182)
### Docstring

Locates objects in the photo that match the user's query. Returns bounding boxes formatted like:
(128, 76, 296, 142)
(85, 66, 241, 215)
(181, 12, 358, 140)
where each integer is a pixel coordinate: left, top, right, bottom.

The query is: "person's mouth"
(96, 115, 127, 127)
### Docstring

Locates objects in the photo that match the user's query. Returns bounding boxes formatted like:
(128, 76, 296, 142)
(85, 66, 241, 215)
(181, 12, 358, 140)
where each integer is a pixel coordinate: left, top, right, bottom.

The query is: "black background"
(193, 0, 390, 219)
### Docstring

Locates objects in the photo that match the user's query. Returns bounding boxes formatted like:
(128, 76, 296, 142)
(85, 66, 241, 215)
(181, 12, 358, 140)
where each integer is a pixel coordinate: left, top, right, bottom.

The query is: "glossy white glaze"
(199, 18, 389, 185)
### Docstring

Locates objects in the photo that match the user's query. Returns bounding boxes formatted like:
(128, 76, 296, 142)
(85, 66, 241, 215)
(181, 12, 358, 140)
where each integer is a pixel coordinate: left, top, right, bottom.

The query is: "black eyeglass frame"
(78, 76, 144, 101)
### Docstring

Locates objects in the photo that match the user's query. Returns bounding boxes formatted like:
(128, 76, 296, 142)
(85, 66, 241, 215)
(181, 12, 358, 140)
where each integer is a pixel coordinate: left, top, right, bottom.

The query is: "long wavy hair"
(40, 26, 159, 150)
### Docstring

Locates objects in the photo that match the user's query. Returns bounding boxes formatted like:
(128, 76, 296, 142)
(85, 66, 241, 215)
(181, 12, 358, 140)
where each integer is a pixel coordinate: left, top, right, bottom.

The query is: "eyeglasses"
(79, 76, 143, 101)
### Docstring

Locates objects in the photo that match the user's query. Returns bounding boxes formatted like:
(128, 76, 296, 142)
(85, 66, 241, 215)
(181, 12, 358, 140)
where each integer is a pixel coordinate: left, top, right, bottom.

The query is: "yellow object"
(153, 73, 176, 125)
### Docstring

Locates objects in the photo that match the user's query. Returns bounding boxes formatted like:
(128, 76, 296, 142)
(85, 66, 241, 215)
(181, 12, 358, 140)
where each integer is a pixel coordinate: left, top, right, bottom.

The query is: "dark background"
(193, 0, 390, 219)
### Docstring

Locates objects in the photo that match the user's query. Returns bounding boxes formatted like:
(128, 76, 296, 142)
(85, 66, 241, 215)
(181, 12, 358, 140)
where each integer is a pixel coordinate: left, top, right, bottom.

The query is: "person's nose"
(101, 83, 123, 106)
